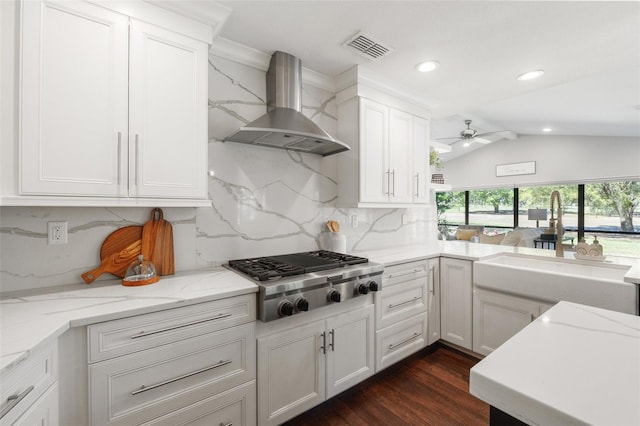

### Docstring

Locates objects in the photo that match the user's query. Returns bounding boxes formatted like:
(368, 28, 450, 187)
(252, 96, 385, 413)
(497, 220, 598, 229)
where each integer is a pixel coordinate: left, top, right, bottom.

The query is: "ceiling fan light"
(416, 61, 439, 73)
(463, 142, 471, 148)
(517, 69, 544, 81)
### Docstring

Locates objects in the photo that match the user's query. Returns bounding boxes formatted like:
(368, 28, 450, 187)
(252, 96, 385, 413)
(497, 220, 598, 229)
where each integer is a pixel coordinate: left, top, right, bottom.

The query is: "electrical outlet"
(402, 214, 408, 225)
(48, 221, 68, 245)
(350, 215, 358, 229)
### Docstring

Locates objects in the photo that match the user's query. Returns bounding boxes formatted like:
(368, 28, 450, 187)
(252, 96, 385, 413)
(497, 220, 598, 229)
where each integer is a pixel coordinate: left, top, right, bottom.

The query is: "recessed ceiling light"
(416, 61, 439, 73)
(542, 127, 552, 132)
(517, 69, 544, 81)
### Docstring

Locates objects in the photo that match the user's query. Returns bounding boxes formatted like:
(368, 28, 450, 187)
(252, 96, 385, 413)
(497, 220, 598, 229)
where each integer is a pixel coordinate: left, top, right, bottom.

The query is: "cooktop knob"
(295, 297, 310, 312)
(357, 283, 369, 295)
(368, 280, 379, 292)
(328, 289, 341, 303)
(278, 300, 295, 317)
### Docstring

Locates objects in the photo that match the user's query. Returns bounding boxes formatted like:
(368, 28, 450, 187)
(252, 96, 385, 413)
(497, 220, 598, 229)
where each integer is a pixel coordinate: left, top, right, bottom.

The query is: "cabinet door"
(129, 20, 207, 199)
(20, 0, 128, 196)
(427, 258, 441, 345)
(359, 99, 389, 203)
(326, 304, 375, 398)
(257, 320, 325, 426)
(412, 117, 430, 203)
(388, 109, 413, 203)
(440, 258, 473, 350)
(473, 289, 541, 356)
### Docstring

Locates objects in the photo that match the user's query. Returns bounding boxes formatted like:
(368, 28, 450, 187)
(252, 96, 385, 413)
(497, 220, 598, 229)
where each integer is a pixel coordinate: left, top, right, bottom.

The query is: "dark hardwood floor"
(283, 343, 489, 426)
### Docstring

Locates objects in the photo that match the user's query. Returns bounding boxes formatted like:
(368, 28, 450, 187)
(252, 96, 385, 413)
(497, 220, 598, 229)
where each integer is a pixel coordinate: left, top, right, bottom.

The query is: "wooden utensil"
(82, 240, 142, 284)
(141, 208, 175, 276)
(99, 225, 143, 277)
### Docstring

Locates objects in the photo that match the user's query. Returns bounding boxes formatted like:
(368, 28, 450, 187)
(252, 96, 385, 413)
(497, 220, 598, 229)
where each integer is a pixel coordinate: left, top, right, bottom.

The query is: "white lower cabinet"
(257, 305, 375, 426)
(427, 258, 441, 345)
(473, 288, 553, 356)
(376, 313, 428, 371)
(375, 260, 430, 372)
(440, 257, 473, 350)
(0, 342, 58, 426)
(87, 296, 257, 426)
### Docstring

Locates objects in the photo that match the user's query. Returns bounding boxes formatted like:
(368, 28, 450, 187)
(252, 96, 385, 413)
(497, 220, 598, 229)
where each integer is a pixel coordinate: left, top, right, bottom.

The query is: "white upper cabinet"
(15, 0, 210, 206)
(336, 67, 433, 208)
(128, 19, 207, 199)
(412, 117, 430, 203)
(20, 1, 129, 198)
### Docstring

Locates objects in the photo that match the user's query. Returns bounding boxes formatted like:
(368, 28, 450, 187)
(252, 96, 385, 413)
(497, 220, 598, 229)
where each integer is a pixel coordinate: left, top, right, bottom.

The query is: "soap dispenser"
(576, 238, 588, 256)
(589, 236, 603, 257)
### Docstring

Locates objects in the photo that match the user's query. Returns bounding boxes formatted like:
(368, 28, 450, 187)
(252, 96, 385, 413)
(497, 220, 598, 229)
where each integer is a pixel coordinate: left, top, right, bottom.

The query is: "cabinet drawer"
(88, 294, 255, 362)
(89, 323, 256, 426)
(0, 342, 57, 426)
(383, 260, 428, 286)
(13, 383, 58, 426)
(141, 381, 256, 426)
(375, 278, 427, 329)
(376, 313, 427, 372)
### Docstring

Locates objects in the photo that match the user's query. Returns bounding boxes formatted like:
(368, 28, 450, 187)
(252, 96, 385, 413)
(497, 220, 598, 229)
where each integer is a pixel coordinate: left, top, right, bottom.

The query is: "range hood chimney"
(223, 51, 350, 156)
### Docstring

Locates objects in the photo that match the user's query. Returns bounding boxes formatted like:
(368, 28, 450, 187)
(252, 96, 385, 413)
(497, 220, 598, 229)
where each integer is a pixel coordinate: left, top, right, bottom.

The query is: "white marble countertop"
(354, 240, 640, 284)
(0, 268, 258, 373)
(470, 301, 640, 425)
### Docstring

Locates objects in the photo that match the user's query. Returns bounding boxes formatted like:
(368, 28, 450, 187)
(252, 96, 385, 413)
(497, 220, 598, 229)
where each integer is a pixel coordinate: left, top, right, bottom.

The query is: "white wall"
(443, 134, 640, 189)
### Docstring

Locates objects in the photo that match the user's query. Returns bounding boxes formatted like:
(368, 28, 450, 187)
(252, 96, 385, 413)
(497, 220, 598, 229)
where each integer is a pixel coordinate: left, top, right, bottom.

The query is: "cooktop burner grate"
(227, 250, 369, 281)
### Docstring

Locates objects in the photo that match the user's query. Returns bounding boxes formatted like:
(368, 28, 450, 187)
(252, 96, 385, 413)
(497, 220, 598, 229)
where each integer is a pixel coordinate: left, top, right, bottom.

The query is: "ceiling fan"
(436, 120, 512, 147)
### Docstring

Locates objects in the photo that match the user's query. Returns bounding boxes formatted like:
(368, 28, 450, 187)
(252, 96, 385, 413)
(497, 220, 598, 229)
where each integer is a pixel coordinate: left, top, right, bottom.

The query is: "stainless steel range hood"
(223, 51, 350, 157)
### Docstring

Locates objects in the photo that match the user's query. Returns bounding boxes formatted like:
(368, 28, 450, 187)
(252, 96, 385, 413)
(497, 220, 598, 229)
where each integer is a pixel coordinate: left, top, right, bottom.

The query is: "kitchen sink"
(474, 253, 637, 314)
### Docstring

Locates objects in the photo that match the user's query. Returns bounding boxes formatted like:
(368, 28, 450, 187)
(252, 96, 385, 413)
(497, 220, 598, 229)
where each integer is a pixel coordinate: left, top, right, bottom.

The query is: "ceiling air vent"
(342, 32, 393, 61)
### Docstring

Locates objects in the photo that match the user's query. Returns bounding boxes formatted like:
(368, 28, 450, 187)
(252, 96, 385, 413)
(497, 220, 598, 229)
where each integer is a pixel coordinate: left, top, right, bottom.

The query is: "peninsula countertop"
(0, 268, 258, 373)
(470, 301, 640, 425)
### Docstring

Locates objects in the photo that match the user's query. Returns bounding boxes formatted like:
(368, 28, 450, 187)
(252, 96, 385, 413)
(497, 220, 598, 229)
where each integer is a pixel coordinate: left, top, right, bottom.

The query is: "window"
(437, 180, 639, 257)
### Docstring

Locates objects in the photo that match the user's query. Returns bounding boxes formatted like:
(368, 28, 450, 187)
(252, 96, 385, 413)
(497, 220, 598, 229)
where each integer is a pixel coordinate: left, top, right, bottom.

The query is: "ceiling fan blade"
(473, 137, 492, 144)
(475, 130, 512, 138)
(435, 136, 464, 141)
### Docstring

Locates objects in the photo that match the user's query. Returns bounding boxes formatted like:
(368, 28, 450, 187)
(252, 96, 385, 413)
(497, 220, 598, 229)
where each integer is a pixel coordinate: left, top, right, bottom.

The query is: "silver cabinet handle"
(117, 132, 122, 186)
(320, 331, 326, 354)
(220, 423, 233, 426)
(388, 332, 420, 350)
(134, 134, 139, 186)
(131, 360, 231, 395)
(391, 169, 395, 196)
(388, 296, 421, 309)
(530, 313, 536, 322)
(387, 268, 424, 280)
(415, 173, 420, 197)
(429, 266, 435, 295)
(0, 385, 34, 419)
(130, 313, 232, 339)
(329, 329, 335, 352)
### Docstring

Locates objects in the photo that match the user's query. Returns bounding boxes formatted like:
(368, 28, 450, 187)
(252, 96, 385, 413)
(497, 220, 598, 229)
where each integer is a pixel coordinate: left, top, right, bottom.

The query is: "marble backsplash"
(0, 55, 436, 293)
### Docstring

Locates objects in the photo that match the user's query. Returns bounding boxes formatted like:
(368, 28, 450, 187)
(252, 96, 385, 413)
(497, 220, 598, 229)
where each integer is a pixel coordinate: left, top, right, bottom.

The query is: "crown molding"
(210, 37, 336, 92)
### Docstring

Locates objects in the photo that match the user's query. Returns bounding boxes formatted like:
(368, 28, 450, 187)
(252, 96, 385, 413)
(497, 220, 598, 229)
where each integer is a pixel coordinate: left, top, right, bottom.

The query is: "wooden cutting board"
(82, 239, 142, 284)
(100, 225, 143, 275)
(141, 208, 175, 276)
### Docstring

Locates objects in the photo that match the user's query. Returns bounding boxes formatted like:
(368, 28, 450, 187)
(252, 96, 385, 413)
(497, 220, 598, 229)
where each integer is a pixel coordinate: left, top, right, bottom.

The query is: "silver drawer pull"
(131, 360, 232, 395)
(388, 296, 420, 309)
(220, 423, 233, 426)
(0, 385, 34, 419)
(388, 333, 420, 350)
(130, 313, 233, 339)
(387, 268, 424, 279)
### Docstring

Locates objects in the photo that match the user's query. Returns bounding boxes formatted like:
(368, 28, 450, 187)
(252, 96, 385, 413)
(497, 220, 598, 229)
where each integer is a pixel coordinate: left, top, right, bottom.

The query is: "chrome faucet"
(550, 191, 564, 257)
